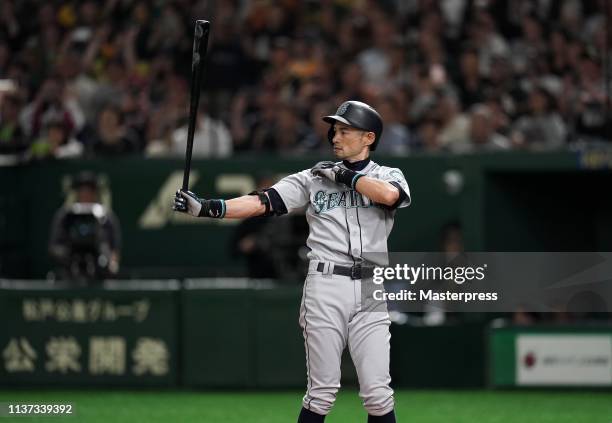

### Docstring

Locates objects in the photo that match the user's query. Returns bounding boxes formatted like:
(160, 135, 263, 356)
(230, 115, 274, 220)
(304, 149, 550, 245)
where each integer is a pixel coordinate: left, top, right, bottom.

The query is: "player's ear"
(363, 131, 375, 148)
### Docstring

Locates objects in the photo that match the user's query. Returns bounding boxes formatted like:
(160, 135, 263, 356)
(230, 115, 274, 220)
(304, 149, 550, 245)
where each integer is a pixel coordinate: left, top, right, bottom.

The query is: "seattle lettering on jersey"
(313, 190, 375, 214)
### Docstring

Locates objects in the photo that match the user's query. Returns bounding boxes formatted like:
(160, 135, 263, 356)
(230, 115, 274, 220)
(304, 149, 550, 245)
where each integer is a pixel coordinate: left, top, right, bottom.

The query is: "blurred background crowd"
(0, 0, 611, 161)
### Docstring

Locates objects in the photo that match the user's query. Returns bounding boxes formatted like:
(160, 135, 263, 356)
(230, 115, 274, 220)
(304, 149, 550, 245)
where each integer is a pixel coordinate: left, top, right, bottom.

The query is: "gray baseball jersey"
(271, 160, 410, 266)
(271, 159, 410, 417)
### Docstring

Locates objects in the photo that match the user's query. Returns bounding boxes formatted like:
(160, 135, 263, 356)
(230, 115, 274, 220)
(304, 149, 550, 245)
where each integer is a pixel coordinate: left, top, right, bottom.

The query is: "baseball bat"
(182, 19, 211, 191)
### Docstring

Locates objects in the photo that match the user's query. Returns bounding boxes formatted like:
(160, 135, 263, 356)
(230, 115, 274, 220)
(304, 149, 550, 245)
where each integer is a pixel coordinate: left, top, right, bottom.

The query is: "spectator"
(376, 97, 415, 155)
(511, 87, 567, 150)
(144, 76, 187, 157)
(299, 101, 335, 153)
(456, 47, 487, 107)
(509, 14, 548, 76)
(357, 12, 396, 87)
(468, 104, 511, 151)
(171, 105, 232, 158)
(417, 118, 441, 153)
(228, 90, 254, 153)
(485, 54, 521, 118)
(437, 93, 471, 153)
(0, 40, 11, 75)
(0, 92, 27, 155)
(409, 67, 438, 124)
(2, 0, 610, 158)
(91, 105, 138, 156)
(548, 28, 571, 76)
(484, 97, 513, 140)
(573, 54, 607, 142)
(335, 62, 366, 104)
(251, 101, 307, 154)
(205, 12, 253, 116)
(29, 118, 83, 160)
(468, 9, 511, 77)
(19, 76, 84, 141)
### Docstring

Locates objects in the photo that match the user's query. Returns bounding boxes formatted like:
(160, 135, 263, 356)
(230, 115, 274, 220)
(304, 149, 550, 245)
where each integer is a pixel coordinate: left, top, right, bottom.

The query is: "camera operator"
(48, 171, 121, 283)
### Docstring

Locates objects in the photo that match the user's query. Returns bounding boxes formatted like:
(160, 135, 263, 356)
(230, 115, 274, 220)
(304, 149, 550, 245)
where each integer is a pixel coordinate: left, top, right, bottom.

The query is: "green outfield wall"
(0, 281, 488, 388)
(3, 282, 611, 389)
(0, 280, 180, 387)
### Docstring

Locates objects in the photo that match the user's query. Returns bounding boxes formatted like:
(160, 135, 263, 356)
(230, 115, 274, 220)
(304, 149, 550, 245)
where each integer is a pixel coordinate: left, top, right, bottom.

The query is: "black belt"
(316, 262, 374, 279)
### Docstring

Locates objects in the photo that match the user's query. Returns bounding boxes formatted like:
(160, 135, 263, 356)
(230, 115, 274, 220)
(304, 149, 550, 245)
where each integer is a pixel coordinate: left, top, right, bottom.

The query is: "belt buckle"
(350, 265, 362, 279)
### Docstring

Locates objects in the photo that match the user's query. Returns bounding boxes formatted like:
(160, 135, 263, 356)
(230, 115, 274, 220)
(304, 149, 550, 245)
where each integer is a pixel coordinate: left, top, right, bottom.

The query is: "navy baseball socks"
(368, 410, 396, 422)
(297, 407, 396, 422)
(298, 407, 325, 422)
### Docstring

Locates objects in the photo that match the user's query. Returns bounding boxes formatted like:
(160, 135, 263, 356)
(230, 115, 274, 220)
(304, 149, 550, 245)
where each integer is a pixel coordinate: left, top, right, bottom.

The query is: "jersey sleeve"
(380, 167, 411, 208)
(270, 169, 311, 213)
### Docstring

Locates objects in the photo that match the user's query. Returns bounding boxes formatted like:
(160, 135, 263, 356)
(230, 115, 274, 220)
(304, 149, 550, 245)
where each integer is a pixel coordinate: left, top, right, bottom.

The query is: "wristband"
(200, 199, 226, 218)
(335, 168, 364, 190)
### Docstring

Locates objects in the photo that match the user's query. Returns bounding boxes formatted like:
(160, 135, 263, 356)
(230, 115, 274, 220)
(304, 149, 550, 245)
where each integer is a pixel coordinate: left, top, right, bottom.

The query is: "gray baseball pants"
(299, 260, 394, 416)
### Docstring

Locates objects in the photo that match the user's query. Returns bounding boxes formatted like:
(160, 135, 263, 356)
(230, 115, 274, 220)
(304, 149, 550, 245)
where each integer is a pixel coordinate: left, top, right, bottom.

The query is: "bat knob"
(195, 20, 210, 38)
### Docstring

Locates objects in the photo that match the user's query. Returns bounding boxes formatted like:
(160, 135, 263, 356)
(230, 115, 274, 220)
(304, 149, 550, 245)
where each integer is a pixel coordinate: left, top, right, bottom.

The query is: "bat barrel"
(182, 20, 211, 191)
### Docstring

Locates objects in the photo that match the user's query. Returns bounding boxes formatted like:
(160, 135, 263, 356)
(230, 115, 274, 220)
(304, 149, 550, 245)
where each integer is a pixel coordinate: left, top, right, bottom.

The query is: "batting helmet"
(323, 101, 383, 151)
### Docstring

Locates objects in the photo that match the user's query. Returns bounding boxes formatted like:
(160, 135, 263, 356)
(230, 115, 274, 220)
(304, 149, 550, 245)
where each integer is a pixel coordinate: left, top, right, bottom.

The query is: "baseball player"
(174, 100, 410, 423)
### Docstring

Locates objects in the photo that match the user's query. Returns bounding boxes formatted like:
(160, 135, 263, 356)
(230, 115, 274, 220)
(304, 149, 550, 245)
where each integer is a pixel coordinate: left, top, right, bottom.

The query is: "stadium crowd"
(0, 0, 610, 160)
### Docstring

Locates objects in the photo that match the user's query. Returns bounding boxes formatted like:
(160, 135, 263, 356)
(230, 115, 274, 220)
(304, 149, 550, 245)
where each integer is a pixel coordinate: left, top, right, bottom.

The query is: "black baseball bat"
(182, 19, 210, 191)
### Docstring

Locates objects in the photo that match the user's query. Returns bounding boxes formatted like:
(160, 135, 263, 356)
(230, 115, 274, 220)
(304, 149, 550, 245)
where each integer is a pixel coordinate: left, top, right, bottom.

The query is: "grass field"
(1, 389, 611, 422)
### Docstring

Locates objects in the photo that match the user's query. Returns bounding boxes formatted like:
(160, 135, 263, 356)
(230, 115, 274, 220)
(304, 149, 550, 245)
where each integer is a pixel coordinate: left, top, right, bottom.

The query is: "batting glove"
(311, 161, 364, 190)
(173, 190, 203, 216)
(173, 190, 227, 218)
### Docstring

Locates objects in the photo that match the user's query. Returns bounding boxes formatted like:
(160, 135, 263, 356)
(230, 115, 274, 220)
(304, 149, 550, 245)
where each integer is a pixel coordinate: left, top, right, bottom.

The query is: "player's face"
(331, 122, 374, 160)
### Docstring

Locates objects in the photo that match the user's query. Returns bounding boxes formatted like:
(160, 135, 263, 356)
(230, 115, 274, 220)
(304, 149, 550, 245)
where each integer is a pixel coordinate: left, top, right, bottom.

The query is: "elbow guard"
(386, 181, 409, 210)
(248, 190, 273, 216)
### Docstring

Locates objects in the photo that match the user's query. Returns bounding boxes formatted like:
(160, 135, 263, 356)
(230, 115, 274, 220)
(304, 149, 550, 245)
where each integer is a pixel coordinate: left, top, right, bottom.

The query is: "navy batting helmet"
(323, 101, 383, 151)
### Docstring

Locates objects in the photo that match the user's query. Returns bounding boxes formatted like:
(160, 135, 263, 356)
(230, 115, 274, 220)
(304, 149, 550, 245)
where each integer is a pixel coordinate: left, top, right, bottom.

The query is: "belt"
(316, 262, 374, 280)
